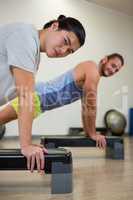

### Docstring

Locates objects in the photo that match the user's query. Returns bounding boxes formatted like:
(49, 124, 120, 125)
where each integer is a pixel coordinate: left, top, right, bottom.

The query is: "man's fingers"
(43, 147, 48, 154)
(100, 138, 106, 149)
(99, 140, 102, 149)
(103, 138, 107, 148)
(40, 152, 45, 170)
(27, 156, 31, 170)
(31, 154, 36, 172)
(35, 153, 41, 172)
(22, 145, 47, 172)
(97, 137, 106, 149)
(96, 139, 99, 148)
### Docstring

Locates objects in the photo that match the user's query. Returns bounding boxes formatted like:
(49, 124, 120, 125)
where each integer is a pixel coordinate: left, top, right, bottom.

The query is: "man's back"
(0, 23, 40, 105)
(36, 68, 83, 111)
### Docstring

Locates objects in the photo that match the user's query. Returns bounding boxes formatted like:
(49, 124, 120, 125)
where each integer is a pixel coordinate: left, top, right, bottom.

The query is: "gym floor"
(0, 137, 133, 200)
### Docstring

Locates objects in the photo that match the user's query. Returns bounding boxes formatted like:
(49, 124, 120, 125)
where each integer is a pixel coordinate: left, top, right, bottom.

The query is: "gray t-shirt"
(0, 23, 40, 106)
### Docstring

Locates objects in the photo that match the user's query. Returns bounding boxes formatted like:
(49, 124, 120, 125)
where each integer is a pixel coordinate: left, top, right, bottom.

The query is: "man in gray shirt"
(0, 23, 40, 105)
(0, 15, 86, 172)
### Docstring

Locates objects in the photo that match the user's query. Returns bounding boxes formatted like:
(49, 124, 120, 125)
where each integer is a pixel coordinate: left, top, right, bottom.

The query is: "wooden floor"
(0, 137, 133, 200)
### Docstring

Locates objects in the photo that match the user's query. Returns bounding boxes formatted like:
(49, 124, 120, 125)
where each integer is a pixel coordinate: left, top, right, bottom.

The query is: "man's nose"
(111, 68, 116, 75)
(61, 46, 70, 55)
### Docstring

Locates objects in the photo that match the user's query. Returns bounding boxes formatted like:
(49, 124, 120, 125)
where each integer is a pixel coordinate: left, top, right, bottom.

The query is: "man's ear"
(101, 56, 108, 64)
(50, 22, 59, 31)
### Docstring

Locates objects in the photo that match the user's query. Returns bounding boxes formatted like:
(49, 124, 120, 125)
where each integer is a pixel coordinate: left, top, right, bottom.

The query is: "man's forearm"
(18, 110, 34, 148)
(18, 94, 34, 148)
(82, 105, 106, 148)
(82, 107, 96, 137)
(81, 88, 97, 137)
(81, 74, 106, 147)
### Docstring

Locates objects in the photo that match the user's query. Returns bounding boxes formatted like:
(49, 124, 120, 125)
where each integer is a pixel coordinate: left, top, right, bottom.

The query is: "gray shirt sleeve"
(5, 27, 38, 73)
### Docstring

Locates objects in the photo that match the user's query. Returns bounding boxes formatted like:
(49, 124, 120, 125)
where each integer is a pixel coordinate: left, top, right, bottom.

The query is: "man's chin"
(102, 71, 109, 77)
(46, 52, 55, 58)
(46, 50, 56, 58)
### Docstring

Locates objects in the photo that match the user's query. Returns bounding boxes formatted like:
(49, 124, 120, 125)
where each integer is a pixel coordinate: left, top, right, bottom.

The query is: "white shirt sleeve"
(6, 28, 38, 73)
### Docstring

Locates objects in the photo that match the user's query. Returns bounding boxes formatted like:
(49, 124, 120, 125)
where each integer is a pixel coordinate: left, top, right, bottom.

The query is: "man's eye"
(112, 64, 116, 68)
(64, 38, 68, 45)
(70, 49, 73, 54)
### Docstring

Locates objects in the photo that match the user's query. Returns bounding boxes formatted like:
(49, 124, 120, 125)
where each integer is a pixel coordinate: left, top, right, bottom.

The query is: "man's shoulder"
(83, 60, 98, 74)
(3, 22, 34, 30)
(83, 61, 100, 84)
(74, 60, 100, 87)
(6, 23, 38, 50)
(15, 23, 36, 34)
(78, 60, 97, 70)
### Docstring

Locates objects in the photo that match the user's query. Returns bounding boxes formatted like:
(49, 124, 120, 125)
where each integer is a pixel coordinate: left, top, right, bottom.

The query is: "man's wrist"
(20, 141, 32, 148)
(86, 131, 97, 137)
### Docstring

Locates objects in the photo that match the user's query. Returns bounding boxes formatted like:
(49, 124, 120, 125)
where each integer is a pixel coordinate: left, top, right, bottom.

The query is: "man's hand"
(90, 133, 106, 149)
(21, 144, 48, 173)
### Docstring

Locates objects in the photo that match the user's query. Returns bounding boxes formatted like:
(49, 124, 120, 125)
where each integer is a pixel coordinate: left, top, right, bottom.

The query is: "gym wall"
(0, 0, 132, 136)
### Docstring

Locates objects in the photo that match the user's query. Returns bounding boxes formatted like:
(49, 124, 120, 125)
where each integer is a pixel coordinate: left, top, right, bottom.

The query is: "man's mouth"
(108, 69, 113, 75)
(54, 49, 59, 57)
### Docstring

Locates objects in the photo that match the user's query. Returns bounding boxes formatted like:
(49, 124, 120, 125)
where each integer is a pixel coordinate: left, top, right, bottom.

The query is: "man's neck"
(98, 64, 102, 77)
(38, 29, 46, 53)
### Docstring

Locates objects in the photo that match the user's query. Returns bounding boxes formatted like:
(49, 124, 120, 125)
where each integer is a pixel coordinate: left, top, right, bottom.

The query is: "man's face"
(101, 57, 123, 77)
(44, 24, 80, 58)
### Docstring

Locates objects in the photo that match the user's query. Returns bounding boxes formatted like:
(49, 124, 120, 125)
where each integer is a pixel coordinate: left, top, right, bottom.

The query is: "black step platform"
(40, 136, 124, 160)
(0, 148, 73, 194)
(68, 127, 107, 135)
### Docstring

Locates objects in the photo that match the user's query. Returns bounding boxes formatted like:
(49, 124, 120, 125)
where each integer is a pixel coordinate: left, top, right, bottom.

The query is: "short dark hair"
(107, 53, 124, 66)
(43, 15, 86, 47)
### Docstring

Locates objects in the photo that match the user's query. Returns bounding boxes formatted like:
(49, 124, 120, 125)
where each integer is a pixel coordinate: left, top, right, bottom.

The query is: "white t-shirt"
(0, 23, 40, 106)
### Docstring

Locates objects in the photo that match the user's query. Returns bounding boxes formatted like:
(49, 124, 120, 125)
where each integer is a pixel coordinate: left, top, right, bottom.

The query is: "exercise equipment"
(41, 136, 124, 160)
(0, 148, 73, 194)
(68, 127, 107, 136)
(104, 109, 127, 136)
(0, 124, 6, 139)
(128, 108, 133, 136)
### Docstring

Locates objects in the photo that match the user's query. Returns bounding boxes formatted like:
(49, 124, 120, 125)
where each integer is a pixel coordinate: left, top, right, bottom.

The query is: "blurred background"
(0, 0, 132, 136)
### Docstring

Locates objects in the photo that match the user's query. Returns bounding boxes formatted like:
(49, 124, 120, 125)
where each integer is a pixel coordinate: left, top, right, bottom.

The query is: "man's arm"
(81, 65, 106, 148)
(81, 88, 97, 137)
(11, 67, 48, 172)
